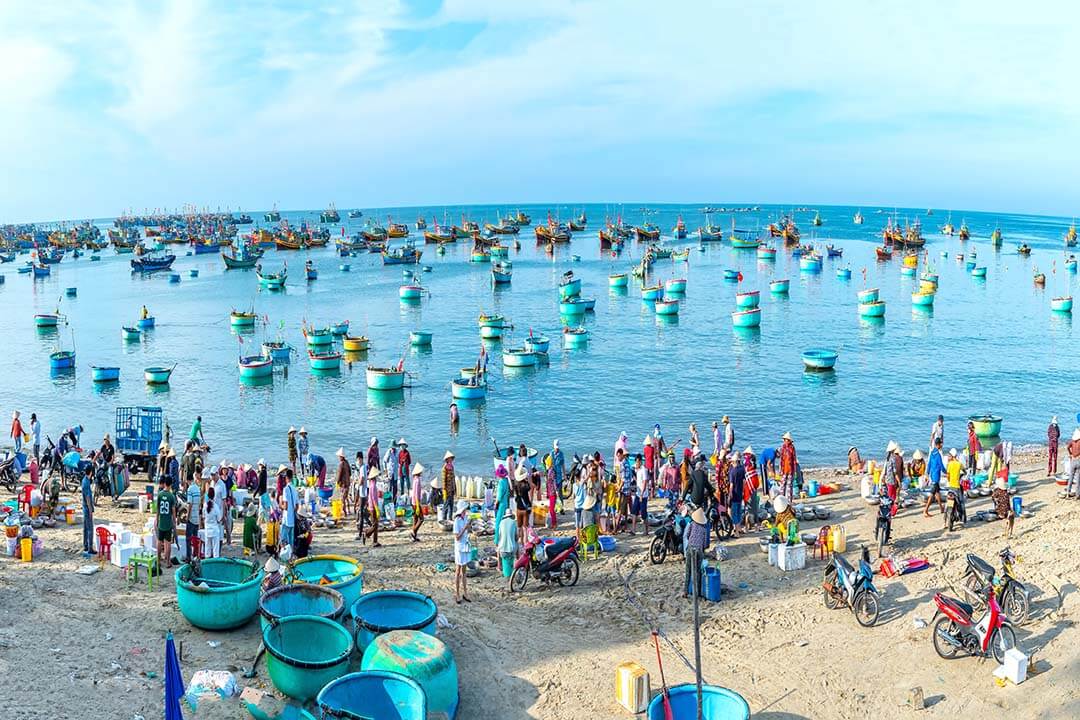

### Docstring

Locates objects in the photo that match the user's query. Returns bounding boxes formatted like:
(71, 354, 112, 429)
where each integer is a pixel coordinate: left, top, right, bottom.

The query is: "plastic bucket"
(317, 671, 427, 720)
(259, 583, 346, 632)
(703, 566, 721, 602)
(647, 683, 750, 719)
(360, 630, 459, 720)
(1012, 496, 1023, 516)
(350, 590, 438, 652)
(807, 480, 819, 497)
(20, 537, 32, 562)
(65, 508, 75, 525)
(263, 615, 354, 702)
(331, 500, 343, 520)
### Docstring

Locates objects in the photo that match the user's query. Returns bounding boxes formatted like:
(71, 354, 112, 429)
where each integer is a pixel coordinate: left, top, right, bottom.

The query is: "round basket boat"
(318, 671, 427, 720)
(175, 558, 264, 630)
(646, 683, 750, 720)
(263, 615, 354, 702)
(258, 583, 346, 632)
(350, 590, 438, 652)
(289, 554, 365, 610)
(360, 630, 459, 720)
(801, 348, 838, 371)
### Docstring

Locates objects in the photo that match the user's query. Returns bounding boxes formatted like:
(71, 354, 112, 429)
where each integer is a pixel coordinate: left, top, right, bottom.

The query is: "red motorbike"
(931, 585, 1017, 664)
(508, 529, 580, 592)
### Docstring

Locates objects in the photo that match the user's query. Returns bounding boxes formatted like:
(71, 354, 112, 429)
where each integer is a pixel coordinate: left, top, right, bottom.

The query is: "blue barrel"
(807, 480, 819, 497)
(317, 671, 426, 720)
(1012, 496, 1023, 516)
(263, 615, 354, 702)
(647, 684, 750, 719)
(258, 583, 345, 632)
(360, 630, 459, 720)
(351, 590, 438, 651)
(704, 567, 721, 602)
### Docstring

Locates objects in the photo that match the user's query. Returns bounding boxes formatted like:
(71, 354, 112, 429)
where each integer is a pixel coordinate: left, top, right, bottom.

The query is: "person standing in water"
(449, 402, 459, 431)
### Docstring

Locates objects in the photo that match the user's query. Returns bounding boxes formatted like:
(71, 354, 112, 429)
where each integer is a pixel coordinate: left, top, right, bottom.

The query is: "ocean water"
(2, 203, 1077, 471)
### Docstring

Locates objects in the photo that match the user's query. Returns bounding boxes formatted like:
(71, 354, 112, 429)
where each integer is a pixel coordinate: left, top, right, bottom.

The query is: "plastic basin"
(259, 583, 345, 632)
(647, 683, 750, 719)
(317, 671, 427, 720)
(351, 590, 438, 651)
(263, 615, 354, 702)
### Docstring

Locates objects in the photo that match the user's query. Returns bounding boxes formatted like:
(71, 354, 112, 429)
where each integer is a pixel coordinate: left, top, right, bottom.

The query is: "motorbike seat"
(939, 593, 975, 620)
(545, 537, 575, 559)
(967, 554, 994, 583)
(834, 554, 854, 574)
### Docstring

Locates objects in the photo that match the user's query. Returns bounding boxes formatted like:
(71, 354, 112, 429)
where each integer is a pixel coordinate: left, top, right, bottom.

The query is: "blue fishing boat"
(49, 350, 76, 370)
(911, 291, 936, 307)
(330, 321, 350, 336)
(641, 285, 663, 301)
(665, 278, 687, 294)
(257, 266, 288, 290)
(563, 327, 589, 348)
(230, 310, 258, 328)
(451, 377, 487, 400)
(262, 341, 293, 364)
(723, 269, 741, 281)
(1051, 296, 1073, 313)
(382, 246, 422, 265)
(558, 275, 582, 299)
(836, 267, 852, 280)
(144, 365, 176, 384)
(90, 366, 120, 383)
(609, 273, 629, 288)
(856, 288, 879, 303)
(65, 287, 77, 297)
(735, 290, 760, 309)
(17, 266, 31, 274)
(399, 284, 424, 300)
(971, 266, 987, 278)
(366, 366, 406, 390)
(121, 326, 142, 341)
(308, 350, 342, 372)
(559, 298, 589, 315)
(769, 278, 790, 294)
(130, 255, 176, 273)
(523, 335, 550, 353)
(304, 327, 334, 347)
(32, 263, 50, 278)
(900, 265, 917, 277)
(731, 308, 761, 328)
(858, 300, 887, 317)
(137, 316, 155, 330)
(189, 269, 199, 278)
(34, 313, 61, 328)
(502, 347, 538, 367)
(168, 273, 181, 284)
(801, 348, 838, 370)
(317, 672, 426, 720)
(239, 355, 274, 379)
(492, 261, 512, 284)
(654, 299, 679, 316)
(965, 260, 977, 271)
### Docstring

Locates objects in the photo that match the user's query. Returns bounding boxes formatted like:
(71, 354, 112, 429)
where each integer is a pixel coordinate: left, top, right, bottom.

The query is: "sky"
(1, 0, 1078, 222)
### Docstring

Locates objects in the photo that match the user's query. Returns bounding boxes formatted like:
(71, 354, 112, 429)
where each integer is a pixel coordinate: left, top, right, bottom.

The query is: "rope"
(616, 560, 703, 679)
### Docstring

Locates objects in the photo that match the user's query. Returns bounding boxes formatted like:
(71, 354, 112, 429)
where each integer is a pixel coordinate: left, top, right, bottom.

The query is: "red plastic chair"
(95, 527, 115, 566)
(17, 485, 33, 514)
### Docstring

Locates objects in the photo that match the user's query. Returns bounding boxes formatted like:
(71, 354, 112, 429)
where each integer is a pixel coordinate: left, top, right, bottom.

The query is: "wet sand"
(2, 449, 1078, 719)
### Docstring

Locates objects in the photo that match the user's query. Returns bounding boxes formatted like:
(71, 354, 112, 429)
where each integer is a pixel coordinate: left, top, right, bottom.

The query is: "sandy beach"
(3, 448, 1078, 720)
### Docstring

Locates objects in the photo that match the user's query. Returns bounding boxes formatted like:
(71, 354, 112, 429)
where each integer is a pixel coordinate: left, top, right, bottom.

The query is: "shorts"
(157, 528, 174, 543)
(455, 549, 471, 566)
(730, 501, 743, 525)
(928, 482, 942, 498)
(637, 495, 648, 520)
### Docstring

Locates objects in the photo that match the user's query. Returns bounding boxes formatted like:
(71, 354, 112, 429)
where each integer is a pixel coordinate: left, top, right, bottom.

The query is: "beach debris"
(907, 686, 925, 710)
(76, 565, 100, 575)
(913, 618, 927, 629)
(796, 639, 808, 647)
(240, 687, 284, 718)
(186, 670, 238, 708)
(436, 613, 452, 629)
(105, 633, 113, 641)
(207, 641, 220, 648)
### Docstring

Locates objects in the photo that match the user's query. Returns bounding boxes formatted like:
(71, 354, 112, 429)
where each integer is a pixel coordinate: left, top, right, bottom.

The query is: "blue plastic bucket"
(807, 480, 819, 497)
(704, 567, 721, 602)
(598, 535, 617, 552)
(1012, 496, 1023, 516)
(647, 683, 750, 720)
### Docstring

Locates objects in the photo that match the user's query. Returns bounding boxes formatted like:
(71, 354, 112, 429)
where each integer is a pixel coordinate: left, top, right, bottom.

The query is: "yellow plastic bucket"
(831, 525, 847, 554)
(331, 500, 343, 520)
(65, 508, 75, 525)
(20, 537, 32, 562)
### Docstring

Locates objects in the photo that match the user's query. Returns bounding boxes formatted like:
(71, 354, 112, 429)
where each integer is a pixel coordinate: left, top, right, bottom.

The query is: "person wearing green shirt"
(155, 477, 178, 572)
(189, 416, 204, 444)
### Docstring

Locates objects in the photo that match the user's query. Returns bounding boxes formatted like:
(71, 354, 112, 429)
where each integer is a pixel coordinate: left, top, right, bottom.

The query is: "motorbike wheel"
(649, 535, 668, 565)
(947, 510, 955, 532)
(932, 617, 961, 660)
(878, 523, 888, 558)
(1003, 585, 1030, 626)
(556, 556, 580, 587)
(990, 624, 1018, 665)
(714, 513, 734, 541)
(822, 568, 842, 610)
(509, 566, 528, 593)
(853, 590, 880, 627)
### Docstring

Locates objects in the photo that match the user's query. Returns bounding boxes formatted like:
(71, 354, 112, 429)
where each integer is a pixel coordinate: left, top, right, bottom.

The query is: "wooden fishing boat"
(731, 308, 762, 328)
(812, 211, 822, 226)
(515, 211, 531, 225)
(489, 243, 509, 258)
(275, 237, 303, 250)
(308, 350, 342, 371)
(672, 216, 687, 239)
(130, 255, 176, 273)
(190, 240, 221, 255)
(264, 208, 281, 222)
(222, 247, 263, 269)
(342, 335, 370, 352)
(799, 254, 823, 272)
(366, 366, 405, 390)
(144, 365, 175, 384)
(239, 355, 274, 379)
(262, 341, 293, 364)
(34, 312, 61, 328)
(415, 216, 427, 230)
(671, 248, 690, 261)
(599, 229, 624, 252)
(735, 290, 760, 309)
(801, 349, 838, 370)
(826, 245, 843, 258)
(756, 245, 777, 260)
(492, 261, 512, 284)
(121, 326, 142, 341)
(136, 316, 155, 330)
(875, 246, 892, 261)
(568, 219, 585, 232)
(230, 310, 258, 327)
(382, 247, 422, 265)
(990, 228, 1003, 247)
(32, 263, 50, 278)
(348, 209, 363, 219)
(320, 205, 340, 224)
(535, 225, 571, 243)
(91, 366, 120, 383)
(470, 248, 490, 263)
(1034, 272, 1046, 285)
(49, 350, 76, 370)
(304, 235, 329, 248)
(388, 223, 410, 238)
(698, 226, 723, 242)
(633, 224, 660, 242)
(730, 234, 760, 250)
(562, 326, 588, 348)
(424, 230, 455, 244)
(648, 245, 673, 260)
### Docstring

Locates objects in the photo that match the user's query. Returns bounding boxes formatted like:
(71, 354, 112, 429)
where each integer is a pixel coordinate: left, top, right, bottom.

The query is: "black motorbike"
(558, 454, 582, 501)
(709, 502, 734, 541)
(649, 507, 686, 564)
(874, 495, 894, 557)
(0, 455, 18, 493)
(963, 548, 1030, 625)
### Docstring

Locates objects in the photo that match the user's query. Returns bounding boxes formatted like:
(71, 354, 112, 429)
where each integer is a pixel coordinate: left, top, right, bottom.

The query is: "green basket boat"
(911, 291, 935, 307)
(366, 366, 405, 390)
(731, 308, 761, 328)
(735, 290, 760, 309)
(858, 300, 886, 317)
(409, 330, 433, 346)
(360, 630, 459, 720)
(563, 327, 589, 348)
(239, 355, 274, 379)
(968, 414, 1003, 439)
(289, 554, 365, 610)
(144, 365, 175, 384)
(263, 615, 354, 702)
(230, 311, 257, 327)
(121, 326, 142, 341)
(608, 273, 628, 288)
(175, 558, 264, 630)
(654, 299, 680, 316)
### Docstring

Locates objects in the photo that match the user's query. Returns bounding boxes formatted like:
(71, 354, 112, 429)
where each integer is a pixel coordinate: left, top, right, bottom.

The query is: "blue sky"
(1, 1, 1077, 222)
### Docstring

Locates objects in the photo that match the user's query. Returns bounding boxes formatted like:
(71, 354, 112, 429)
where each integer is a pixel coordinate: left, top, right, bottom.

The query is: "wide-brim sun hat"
(782, 432, 792, 441)
(299, 427, 307, 434)
(773, 496, 790, 513)
(288, 426, 296, 433)
(583, 494, 597, 510)
(886, 440, 899, 454)
(257, 458, 266, 467)
(412, 462, 425, 476)
(277, 464, 288, 473)
(722, 416, 730, 423)
(368, 467, 380, 479)
(691, 507, 707, 524)
(297, 505, 310, 518)
(397, 438, 408, 447)
(265, 557, 280, 573)
(912, 450, 924, 460)
(444, 450, 455, 460)
(948, 448, 958, 457)
(370, 437, 378, 446)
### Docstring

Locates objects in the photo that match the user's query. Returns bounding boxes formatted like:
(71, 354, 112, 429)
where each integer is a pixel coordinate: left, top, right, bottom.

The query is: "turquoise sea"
(3, 203, 1077, 470)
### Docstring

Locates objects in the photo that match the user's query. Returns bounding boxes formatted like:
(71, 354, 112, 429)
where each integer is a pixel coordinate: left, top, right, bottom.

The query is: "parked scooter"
(944, 488, 965, 531)
(509, 528, 580, 592)
(932, 585, 1017, 664)
(874, 494, 895, 557)
(963, 548, 1030, 625)
(823, 546, 880, 626)
(649, 505, 687, 564)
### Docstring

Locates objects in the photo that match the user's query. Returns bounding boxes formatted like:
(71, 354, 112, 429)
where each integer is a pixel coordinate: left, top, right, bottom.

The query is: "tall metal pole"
(693, 551, 703, 720)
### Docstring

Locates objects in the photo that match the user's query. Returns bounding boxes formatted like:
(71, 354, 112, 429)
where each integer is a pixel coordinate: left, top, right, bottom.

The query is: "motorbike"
(822, 546, 881, 626)
(558, 454, 582, 501)
(0, 454, 18, 492)
(649, 506, 687, 564)
(874, 495, 894, 557)
(963, 548, 1029, 625)
(931, 585, 1017, 664)
(944, 488, 964, 531)
(509, 528, 580, 592)
(708, 502, 734, 541)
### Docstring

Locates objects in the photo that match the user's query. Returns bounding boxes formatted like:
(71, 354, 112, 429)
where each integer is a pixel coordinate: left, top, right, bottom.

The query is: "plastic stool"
(127, 551, 158, 590)
(579, 524, 601, 560)
(95, 527, 115, 567)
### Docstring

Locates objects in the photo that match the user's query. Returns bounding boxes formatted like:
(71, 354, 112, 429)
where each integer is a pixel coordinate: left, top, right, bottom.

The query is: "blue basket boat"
(263, 616, 353, 702)
(731, 308, 761, 328)
(121, 326, 142, 341)
(350, 590, 438, 652)
(646, 683, 750, 720)
(290, 554, 365, 610)
(451, 377, 487, 400)
(137, 316, 155, 330)
(367, 366, 406, 390)
(769, 279, 789, 294)
(90, 366, 120, 383)
(258, 583, 345, 633)
(175, 558, 263, 630)
(801, 348, 838, 371)
(317, 671, 427, 720)
(360, 630, 458, 720)
(49, 350, 75, 370)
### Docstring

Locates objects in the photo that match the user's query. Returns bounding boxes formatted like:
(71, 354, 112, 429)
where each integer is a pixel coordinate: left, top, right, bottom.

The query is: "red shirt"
(398, 449, 411, 474)
(779, 441, 797, 475)
(644, 445, 656, 472)
(967, 431, 981, 456)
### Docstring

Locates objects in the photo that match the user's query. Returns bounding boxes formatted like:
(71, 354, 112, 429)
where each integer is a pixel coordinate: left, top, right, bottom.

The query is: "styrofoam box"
(110, 541, 143, 568)
(778, 542, 807, 571)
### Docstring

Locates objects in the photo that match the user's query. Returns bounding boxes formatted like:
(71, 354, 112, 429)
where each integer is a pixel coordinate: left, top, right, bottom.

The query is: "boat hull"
(523, 336, 550, 353)
(451, 378, 487, 400)
(856, 288, 879, 303)
(641, 286, 663, 301)
(608, 273, 628, 288)
(409, 331, 433, 346)
(91, 366, 120, 382)
(137, 317, 155, 330)
(858, 301, 886, 317)
(366, 367, 405, 390)
(735, 291, 760, 309)
(1051, 296, 1074, 312)
(801, 349, 838, 370)
(49, 351, 75, 369)
(502, 349, 538, 368)
(262, 343, 293, 363)
(911, 292, 935, 307)
(144, 366, 173, 384)
(968, 415, 1003, 438)
(342, 336, 370, 352)
(769, 280, 790, 294)
(558, 279, 582, 299)
(239, 356, 274, 378)
(731, 309, 761, 328)
(654, 299, 680, 316)
(308, 353, 342, 371)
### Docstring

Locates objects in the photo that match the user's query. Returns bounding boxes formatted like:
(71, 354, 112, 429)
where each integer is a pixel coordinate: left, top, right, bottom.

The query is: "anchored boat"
(366, 366, 406, 390)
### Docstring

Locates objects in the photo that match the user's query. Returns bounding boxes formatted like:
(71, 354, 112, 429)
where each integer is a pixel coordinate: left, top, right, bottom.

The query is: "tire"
(854, 590, 880, 627)
(990, 624, 1018, 665)
(1003, 585, 1030, 626)
(823, 568, 842, 610)
(509, 566, 528, 593)
(714, 513, 734, 540)
(932, 617, 961, 660)
(649, 535, 668, 565)
(878, 524, 887, 558)
(947, 509, 955, 532)
(556, 557, 580, 587)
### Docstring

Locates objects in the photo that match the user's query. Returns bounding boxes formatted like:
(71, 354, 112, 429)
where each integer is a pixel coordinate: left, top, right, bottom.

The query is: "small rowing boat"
(731, 308, 761, 328)
(308, 350, 342, 372)
(91, 366, 120, 383)
(366, 365, 405, 390)
(801, 349, 838, 371)
(342, 335, 370, 352)
(144, 365, 175, 384)
(239, 355, 274, 379)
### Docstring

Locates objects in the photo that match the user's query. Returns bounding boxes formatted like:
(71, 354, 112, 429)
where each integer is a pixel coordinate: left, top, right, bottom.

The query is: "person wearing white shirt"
(203, 486, 223, 558)
(453, 500, 471, 604)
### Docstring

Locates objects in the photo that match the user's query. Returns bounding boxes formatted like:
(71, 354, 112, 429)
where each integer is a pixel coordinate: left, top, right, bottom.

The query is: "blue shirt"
(760, 447, 777, 466)
(574, 480, 587, 509)
(552, 449, 565, 482)
(309, 455, 326, 474)
(928, 448, 945, 483)
(81, 475, 93, 509)
(620, 459, 635, 494)
(282, 483, 298, 527)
